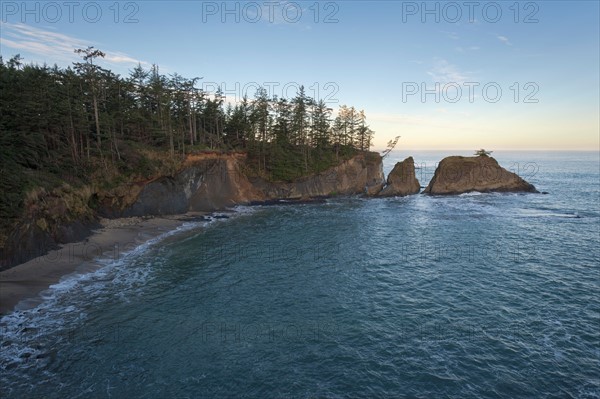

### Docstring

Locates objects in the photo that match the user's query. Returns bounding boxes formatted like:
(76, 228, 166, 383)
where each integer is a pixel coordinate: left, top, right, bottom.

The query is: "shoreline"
(0, 212, 208, 316)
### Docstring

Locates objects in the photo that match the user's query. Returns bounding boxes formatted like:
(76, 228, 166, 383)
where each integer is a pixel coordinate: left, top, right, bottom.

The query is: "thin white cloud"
(497, 35, 512, 46)
(3, 22, 88, 47)
(0, 22, 150, 69)
(427, 59, 472, 84)
(1, 22, 88, 64)
(104, 53, 144, 64)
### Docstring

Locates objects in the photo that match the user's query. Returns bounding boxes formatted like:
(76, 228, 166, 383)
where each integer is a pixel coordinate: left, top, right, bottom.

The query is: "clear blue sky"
(1, 1, 598, 150)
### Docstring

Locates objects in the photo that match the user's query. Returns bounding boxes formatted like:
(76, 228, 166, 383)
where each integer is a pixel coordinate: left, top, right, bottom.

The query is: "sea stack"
(423, 155, 538, 195)
(378, 156, 421, 197)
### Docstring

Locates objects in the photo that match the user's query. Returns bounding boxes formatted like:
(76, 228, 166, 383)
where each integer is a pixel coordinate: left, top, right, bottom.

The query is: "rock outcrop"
(121, 153, 264, 216)
(1, 152, 384, 269)
(1, 218, 99, 270)
(365, 153, 386, 195)
(378, 157, 421, 197)
(110, 152, 385, 216)
(423, 155, 538, 195)
(254, 152, 385, 200)
(1, 152, 543, 270)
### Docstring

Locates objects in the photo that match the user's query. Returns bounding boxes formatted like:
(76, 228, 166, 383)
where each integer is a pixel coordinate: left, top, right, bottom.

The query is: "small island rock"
(378, 157, 421, 197)
(423, 155, 538, 195)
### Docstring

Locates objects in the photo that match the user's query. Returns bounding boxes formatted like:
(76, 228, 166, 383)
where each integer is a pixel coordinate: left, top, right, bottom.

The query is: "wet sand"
(0, 213, 207, 315)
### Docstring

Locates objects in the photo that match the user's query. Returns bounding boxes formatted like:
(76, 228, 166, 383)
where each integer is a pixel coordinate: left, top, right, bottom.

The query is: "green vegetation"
(475, 149, 493, 156)
(0, 49, 375, 241)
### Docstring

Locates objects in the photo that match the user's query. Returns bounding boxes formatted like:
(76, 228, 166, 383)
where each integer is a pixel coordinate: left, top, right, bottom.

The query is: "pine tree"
(73, 47, 106, 153)
(310, 100, 331, 148)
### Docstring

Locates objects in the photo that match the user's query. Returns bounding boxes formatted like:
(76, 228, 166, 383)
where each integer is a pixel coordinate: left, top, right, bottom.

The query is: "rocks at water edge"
(423, 155, 538, 195)
(255, 152, 385, 200)
(377, 157, 421, 197)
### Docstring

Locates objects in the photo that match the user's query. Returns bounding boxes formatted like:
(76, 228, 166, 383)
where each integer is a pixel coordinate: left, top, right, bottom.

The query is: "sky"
(1, 0, 598, 151)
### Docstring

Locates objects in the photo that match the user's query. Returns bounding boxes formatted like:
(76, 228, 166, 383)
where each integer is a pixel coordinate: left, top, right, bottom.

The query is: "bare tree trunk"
(168, 118, 174, 158)
(193, 112, 197, 144)
(188, 101, 194, 146)
(93, 93, 101, 146)
(113, 127, 121, 161)
(67, 99, 78, 163)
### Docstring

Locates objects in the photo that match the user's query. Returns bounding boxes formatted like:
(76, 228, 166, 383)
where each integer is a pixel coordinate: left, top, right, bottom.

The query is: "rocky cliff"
(423, 155, 538, 195)
(0, 152, 385, 270)
(118, 152, 384, 215)
(254, 152, 384, 201)
(1, 152, 541, 270)
(114, 153, 264, 216)
(378, 156, 421, 197)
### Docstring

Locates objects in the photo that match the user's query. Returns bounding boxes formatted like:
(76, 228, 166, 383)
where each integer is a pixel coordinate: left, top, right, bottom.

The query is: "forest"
(0, 47, 375, 238)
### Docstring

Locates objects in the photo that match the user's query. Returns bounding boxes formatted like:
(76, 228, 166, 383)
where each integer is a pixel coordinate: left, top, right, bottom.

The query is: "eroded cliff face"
(118, 153, 264, 215)
(423, 155, 538, 195)
(254, 152, 384, 200)
(0, 151, 542, 270)
(108, 152, 385, 215)
(1, 151, 387, 269)
(1, 152, 383, 269)
(1, 186, 100, 270)
(366, 153, 386, 196)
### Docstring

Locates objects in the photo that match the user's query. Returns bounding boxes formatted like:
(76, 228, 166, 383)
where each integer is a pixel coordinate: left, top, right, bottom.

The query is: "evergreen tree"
(73, 47, 106, 153)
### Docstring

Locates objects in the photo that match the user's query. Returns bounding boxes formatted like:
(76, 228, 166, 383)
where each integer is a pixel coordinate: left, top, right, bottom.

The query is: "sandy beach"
(0, 213, 208, 315)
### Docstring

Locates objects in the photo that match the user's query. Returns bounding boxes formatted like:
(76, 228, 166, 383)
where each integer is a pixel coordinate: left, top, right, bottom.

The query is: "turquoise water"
(1, 151, 599, 398)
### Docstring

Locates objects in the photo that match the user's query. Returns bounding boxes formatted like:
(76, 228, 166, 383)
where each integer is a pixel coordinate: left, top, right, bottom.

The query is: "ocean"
(1, 151, 599, 398)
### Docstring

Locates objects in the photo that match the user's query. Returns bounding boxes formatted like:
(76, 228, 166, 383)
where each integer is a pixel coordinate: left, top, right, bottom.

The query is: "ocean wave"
(0, 219, 207, 382)
(0, 205, 258, 341)
(517, 209, 581, 219)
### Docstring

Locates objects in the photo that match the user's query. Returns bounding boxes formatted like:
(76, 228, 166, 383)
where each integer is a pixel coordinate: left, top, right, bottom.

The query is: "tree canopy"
(0, 50, 376, 236)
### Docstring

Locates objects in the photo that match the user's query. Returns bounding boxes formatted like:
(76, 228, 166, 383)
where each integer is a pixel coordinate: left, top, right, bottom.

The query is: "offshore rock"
(378, 156, 421, 197)
(423, 155, 538, 195)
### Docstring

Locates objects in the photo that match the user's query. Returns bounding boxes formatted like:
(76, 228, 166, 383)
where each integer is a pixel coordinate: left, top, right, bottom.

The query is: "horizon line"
(373, 148, 600, 153)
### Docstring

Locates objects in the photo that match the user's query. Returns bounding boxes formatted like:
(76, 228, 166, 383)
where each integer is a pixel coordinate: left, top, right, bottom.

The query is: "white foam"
(2, 206, 256, 323)
(0, 205, 265, 386)
(0, 222, 203, 326)
(517, 209, 581, 219)
(0, 219, 209, 379)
